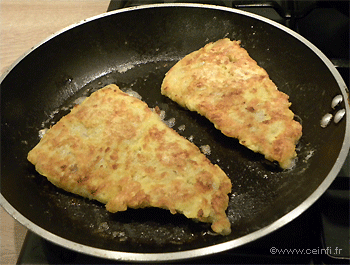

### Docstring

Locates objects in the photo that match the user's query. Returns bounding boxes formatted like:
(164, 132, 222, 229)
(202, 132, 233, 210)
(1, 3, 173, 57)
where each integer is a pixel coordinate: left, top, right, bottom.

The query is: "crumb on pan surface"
(161, 38, 302, 169)
(27, 84, 232, 235)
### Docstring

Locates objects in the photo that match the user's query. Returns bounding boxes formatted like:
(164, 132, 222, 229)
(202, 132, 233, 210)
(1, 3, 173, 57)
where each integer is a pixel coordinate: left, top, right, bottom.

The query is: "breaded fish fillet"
(161, 38, 302, 169)
(27, 84, 232, 235)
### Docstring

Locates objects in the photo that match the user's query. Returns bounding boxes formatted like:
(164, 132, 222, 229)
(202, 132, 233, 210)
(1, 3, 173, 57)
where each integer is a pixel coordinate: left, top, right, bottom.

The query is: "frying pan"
(1, 3, 349, 262)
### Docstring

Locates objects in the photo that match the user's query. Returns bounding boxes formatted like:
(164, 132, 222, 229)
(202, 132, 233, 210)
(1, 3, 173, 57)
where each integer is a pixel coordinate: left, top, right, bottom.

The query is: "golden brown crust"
(161, 38, 302, 169)
(27, 84, 232, 235)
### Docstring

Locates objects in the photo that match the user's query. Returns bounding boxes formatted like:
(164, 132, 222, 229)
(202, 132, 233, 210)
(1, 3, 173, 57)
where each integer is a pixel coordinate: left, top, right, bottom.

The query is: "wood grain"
(0, 0, 110, 74)
(0, 1, 109, 264)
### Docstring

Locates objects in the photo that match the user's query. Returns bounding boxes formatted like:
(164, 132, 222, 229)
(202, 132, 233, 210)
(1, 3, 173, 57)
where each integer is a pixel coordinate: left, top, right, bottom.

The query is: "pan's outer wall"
(1, 4, 349, 261)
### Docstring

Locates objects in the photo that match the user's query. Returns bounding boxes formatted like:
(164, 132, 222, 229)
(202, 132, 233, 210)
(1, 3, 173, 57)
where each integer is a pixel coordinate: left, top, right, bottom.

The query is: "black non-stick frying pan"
(1, 4, 349, 262)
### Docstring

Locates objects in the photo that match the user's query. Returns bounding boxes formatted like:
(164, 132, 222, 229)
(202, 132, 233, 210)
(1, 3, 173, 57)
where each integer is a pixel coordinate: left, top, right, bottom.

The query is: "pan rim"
(1, 3, 349, 262)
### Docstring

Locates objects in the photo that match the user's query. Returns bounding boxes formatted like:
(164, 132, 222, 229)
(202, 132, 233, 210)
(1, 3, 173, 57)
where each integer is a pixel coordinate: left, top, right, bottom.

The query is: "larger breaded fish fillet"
(27, 84, 232, 235)
(161, 38, 302, 169)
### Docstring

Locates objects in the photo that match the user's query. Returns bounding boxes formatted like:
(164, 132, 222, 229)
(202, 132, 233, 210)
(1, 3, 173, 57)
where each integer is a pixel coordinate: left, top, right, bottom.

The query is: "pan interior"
(1, 5, 347, 254)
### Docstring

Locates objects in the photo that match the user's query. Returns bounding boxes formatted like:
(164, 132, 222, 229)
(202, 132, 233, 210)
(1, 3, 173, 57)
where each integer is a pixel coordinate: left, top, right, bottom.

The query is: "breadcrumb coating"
(161, 38, 302, 169)
(28, 84, 232, 235)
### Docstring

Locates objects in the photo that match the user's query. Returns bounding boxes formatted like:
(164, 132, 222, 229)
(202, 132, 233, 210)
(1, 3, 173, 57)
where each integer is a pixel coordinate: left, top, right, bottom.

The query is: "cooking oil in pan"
(30, 58, 317, 247)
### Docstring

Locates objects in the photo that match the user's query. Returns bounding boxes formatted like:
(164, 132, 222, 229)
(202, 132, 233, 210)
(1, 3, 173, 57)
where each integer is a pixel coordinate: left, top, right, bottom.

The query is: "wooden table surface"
(0, 1, 110, 263)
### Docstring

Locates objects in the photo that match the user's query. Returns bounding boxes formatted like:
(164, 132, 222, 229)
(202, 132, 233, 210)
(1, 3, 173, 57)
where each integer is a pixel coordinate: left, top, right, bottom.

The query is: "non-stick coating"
(1, 5, 348, 256)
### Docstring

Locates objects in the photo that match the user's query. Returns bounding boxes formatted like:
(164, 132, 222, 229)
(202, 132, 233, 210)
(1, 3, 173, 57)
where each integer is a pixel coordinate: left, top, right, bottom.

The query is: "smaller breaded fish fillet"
(27, 84, 232, 235)
(161, 38, 302, 169)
